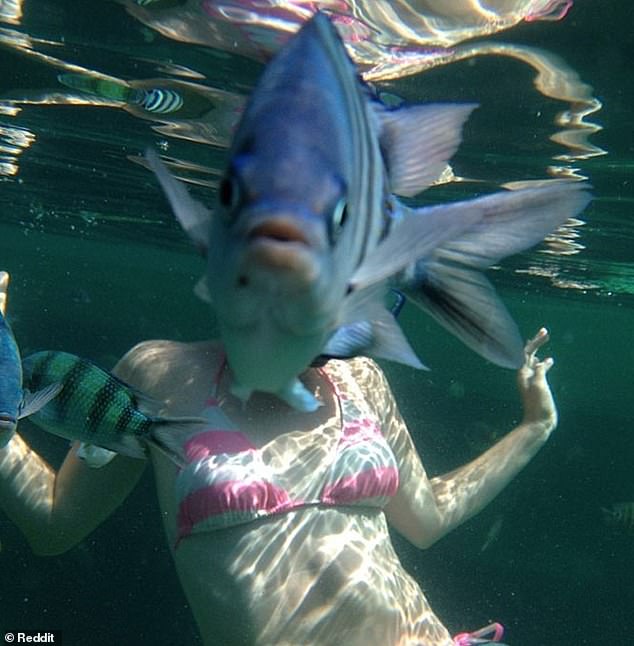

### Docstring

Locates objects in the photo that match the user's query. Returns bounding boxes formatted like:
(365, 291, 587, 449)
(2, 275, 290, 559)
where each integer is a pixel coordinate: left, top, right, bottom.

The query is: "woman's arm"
(380, 328, 557, 548)
(0, 272, 146, 555)
(0, 436, 146, 555)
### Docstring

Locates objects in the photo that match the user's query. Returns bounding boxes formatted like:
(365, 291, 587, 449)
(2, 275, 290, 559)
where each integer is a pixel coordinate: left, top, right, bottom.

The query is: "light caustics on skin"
(0, 0, 23, 26)
(155, 353, 459, 645)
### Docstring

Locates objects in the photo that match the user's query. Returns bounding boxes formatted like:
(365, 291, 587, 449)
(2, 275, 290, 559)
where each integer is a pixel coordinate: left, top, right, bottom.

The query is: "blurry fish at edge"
(601, 503, 634, 534)
(0, 272, 62, 448)
(147, 12, 591, 411)
(21, 350, 205, 468)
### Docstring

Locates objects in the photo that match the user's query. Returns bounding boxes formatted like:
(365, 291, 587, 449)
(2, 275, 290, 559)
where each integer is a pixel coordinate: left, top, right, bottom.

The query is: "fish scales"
(317, 18, 385, 274)
(0, 312, 22, 422)
(0, 295, 62, 448)
(25, 352, 153, 442)
(21, 350, 204, 467)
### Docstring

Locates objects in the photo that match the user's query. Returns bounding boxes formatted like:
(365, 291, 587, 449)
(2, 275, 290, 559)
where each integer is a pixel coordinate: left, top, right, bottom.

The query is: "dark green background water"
(0, 1, 632, 644)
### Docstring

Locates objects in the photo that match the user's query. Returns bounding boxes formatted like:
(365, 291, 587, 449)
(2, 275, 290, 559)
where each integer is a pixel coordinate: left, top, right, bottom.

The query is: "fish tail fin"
(401, 183, 591, 368)
(149, 417, 207, 468)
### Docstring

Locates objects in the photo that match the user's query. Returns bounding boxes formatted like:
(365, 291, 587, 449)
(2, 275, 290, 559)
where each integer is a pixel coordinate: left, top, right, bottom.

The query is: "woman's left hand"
(517, 327, 557, 434)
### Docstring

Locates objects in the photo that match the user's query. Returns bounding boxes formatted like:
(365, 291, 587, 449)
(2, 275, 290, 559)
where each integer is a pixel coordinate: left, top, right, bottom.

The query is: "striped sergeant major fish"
(129, 88, 184, 114)
(57, 74, 184, 115)
(0, 272, 62, 448)
(21, 351, 205, 468)
(147, 12, 591, 411)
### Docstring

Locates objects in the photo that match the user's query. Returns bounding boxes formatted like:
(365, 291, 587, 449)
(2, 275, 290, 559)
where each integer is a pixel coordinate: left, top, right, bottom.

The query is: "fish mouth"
(237, 216, 320, 286)
(0, 413, 16, 430)
(247, 219, 310, 245)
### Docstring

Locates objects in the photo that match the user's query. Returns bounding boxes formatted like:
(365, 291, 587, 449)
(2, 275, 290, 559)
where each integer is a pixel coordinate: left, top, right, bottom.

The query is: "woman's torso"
(118, 339, 453, 646)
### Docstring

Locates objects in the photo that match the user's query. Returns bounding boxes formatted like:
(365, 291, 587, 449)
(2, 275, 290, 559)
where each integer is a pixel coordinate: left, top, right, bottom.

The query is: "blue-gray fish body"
(0, 312, 61, 447)
(148, 13, 590, 410)
(21, 351, 202, 465)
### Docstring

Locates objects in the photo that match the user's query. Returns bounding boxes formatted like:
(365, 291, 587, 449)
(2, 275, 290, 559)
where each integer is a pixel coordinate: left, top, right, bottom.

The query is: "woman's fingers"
(525, 327, 549, 358)
(0, 271, 9, 316)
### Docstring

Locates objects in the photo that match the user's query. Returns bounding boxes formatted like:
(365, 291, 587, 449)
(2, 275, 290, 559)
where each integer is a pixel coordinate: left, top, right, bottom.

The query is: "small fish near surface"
(0, 272, 62, 448)
(602, 502, 634, 535)
(147, 12, 591, 411)
(21, 350, 205, 468)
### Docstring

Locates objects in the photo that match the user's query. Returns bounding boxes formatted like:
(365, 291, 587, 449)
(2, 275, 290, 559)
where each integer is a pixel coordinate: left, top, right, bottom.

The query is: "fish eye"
(218, 175, 241, 213)
(330, 198, 348, 242)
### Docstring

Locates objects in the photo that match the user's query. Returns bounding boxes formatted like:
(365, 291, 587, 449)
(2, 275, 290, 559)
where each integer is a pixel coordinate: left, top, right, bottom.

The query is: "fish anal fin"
(403, 260, 524, 369)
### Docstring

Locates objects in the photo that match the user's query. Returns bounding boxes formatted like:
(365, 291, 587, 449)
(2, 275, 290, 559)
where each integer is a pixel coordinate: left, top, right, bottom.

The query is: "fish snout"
(236, 214, 326, 289)
(247, 219, 311, 246)
(0, 413, 17, 434)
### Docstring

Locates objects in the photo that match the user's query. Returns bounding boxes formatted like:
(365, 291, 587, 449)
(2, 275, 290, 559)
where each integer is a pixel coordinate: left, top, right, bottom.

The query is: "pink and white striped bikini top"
(175, 358, 399, 544)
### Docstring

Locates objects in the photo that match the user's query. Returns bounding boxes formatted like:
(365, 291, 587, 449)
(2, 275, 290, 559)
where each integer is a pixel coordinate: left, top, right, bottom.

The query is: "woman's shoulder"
(324, 355, 391, 404)
(113, 339, 224, 394)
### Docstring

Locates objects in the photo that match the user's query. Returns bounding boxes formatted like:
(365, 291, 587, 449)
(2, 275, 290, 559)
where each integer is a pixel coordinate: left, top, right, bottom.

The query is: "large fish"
(0, 272, 62, 448)
(21, 350, 204, 467)
(147, 13, 590, 411)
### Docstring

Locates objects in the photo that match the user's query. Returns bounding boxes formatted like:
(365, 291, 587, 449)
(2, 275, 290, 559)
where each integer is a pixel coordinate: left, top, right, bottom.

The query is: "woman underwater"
(0, 268, 557, 645)
(0, 12, 583, 646)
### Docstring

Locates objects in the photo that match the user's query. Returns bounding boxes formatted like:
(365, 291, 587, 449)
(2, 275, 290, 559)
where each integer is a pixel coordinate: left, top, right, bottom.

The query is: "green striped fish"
(21, 351, 204, 467)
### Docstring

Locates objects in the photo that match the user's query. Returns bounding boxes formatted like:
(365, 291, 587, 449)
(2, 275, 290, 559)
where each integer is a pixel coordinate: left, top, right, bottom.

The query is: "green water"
(0, 1, 632, 644)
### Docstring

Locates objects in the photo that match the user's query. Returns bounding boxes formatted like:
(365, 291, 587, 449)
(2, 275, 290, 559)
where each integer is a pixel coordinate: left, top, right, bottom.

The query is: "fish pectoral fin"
(145, 148, 211, 254)
(76, 443, 118, 469)
(352, 182, 591, 292)
(402, 260, 524, 369)
(393, 182, 592, 368)
(351, 199, 482, 290)
(434, 182, 592, 267)
(377, 102, 478, 197)
(18, 382, 63, 419)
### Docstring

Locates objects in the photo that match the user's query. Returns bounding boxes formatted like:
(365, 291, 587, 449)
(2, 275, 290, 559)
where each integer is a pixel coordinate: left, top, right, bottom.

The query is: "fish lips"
(235, 211, 328, 290)
(0, 413, 16, 433)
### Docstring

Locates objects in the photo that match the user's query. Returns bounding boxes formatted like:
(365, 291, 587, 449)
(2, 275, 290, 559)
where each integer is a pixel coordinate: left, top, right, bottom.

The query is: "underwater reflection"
(0, 0, 604, 278)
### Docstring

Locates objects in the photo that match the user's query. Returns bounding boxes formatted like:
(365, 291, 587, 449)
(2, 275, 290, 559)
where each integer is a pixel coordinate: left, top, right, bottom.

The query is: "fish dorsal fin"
(377, 103, 477, 197)
(145, 148, 211, 254)
(18, 382, 63, 419)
